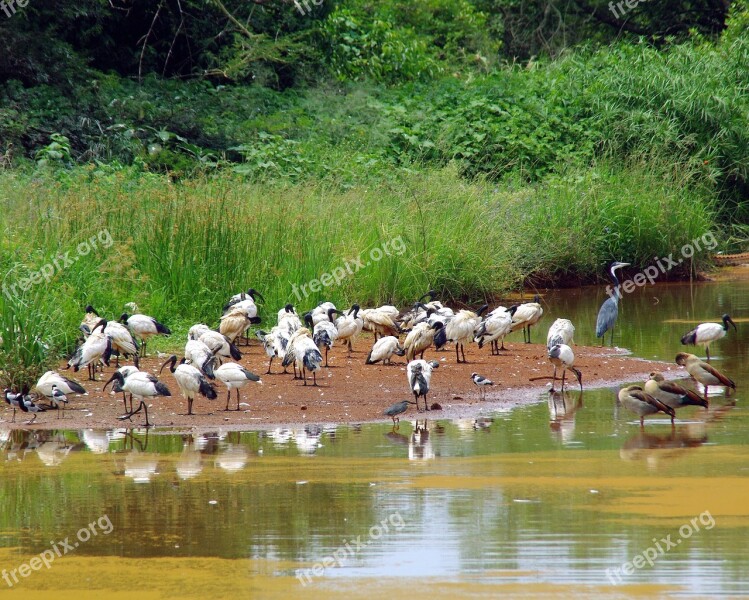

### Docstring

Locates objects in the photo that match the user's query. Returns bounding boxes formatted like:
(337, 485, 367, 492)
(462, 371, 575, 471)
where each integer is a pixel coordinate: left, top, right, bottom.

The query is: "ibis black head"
(476, 304, 489, 317)
(349, 304, 360, 318)
(85, 305, 99, 316)
(159, 354, 178, 374)
(247, 288, 265, 303)
(722, 314, 737, 332)
(303, 312, 314, 327)
(533, 294, 541, 303)
(430, 320, 444, 330)
(327, 307, 339, 322)
(102, 371, 125, 391)
(284, 303, 294, 313)
(119, 313, 129, 323)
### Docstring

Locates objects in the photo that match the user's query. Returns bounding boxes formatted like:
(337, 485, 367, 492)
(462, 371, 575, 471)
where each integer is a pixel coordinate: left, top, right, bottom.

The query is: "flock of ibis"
(1, 262, 739, 427)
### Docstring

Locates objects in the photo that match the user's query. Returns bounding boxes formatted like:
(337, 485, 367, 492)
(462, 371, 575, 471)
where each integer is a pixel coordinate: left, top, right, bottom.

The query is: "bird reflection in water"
(548, 390, 583, 445)
(620, 426, 708, 468)
(409, 420, 434, 461)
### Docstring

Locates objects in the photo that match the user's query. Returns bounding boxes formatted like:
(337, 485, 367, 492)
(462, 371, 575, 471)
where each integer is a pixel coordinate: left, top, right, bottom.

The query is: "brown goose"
(675, 353, 736, 400)
(644, 372, 708, 411)
(618, 385, 675, 427)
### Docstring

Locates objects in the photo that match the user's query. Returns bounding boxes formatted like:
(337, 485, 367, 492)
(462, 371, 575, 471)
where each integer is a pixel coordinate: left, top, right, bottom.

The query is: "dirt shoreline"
(2, 334, 679, 431)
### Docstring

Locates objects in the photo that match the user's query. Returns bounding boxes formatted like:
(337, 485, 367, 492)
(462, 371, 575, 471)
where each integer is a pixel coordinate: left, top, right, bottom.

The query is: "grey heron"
(595, 261, 630, 346)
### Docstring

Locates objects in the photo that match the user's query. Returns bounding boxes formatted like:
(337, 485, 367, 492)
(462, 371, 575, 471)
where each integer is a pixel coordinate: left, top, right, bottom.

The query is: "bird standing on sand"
(618, 385, 675, 427)
(3, 389, 22, 422)
(475, 306, 516, 354)
(596, 261, 630, 346)
(644, 372, 708, 411)
(471, 373, 494, 400)
(511, 295, 544, 343)
(547, 318, 575, 350)
(49, 385, 68, 418)
(105, 369, 172, 427)
(437, 305, 489, 363)
(214, 362, 262, 411)
(407, 359, 439, 412)
(67, 320, 112, 380)
(680, 314, 737, 362)
(675, 352, 736, 400)
(366, 336, 405, 365)
(403, 321, 443, 362)
(384, 400, 417, 425)
(120, 312, 171, 357)
(160, 355, 218, 415)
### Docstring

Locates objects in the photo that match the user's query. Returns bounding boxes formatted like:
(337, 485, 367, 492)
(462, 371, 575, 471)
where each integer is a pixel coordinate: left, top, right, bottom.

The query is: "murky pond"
(2, 280, 749, 598)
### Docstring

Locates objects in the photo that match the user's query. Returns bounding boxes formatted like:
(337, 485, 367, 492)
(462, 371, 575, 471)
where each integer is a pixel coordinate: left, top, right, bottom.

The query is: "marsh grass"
(0, 161, 715, 385)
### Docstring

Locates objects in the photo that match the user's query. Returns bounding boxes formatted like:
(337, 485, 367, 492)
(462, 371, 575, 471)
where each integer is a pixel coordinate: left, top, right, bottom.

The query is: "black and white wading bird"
(20, 392, 46, 424)
(105, 369, 172, 427)
(3, 389, 22, 422)
(407, 359, 439, 412)
(547, 344, 582, 392)
(510, 295, 544, 343)
(436, 305, 488, 363)
(546, 318, 575, 350)
(475, 306, 516, 354)
(67, 320, 112, 380)
(596, 261, 630, 346)
(471, 373, 494, 400)
(214, 362, 262, 411)
(403, 321, 443, 361)
(48, 385, 68, 418)
(366, 335, 405, 365)
(160, 355, 218, 415)
(680, 314, 737, 362)
(120, 312, 171, 357)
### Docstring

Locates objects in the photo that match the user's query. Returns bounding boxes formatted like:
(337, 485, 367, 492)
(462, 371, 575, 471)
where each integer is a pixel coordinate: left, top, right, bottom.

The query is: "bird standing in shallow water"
(618, 385, 675, 427)
(644, 372, 708, 412)
(471, 373, 494, 400)
(680, 314, 737, 362)
(383, 400, 417, 425)
(675, 352, 736, 400)
(596, 262, 630, 347)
